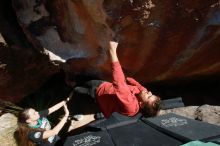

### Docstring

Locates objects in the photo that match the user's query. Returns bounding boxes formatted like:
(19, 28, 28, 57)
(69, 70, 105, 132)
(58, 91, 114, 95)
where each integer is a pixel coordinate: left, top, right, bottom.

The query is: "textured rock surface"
(0, 113, 18, 146)
(159, 106, 198, 119)
(195, 104, 220, 126)
(159, 105, 220, 126)
(0, 0, 58, 101)
(0, 43, 58, 102)
(0, 0, 220, 101)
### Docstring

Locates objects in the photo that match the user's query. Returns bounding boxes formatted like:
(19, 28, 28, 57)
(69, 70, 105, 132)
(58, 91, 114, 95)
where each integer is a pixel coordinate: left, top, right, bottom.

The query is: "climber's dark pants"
(74, 80, 104, 101)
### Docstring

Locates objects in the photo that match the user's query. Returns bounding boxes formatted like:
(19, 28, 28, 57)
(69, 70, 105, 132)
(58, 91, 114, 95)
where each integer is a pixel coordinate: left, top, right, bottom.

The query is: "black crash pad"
(208, 136, 220, 145)
(64, 121, 182, 146)
(142, 113, 220, 142)
(108, 121, 182, 146)
(160, 97, 185, 110)
(63, 131, 114, 146)
(88, 112, 142, 130)
(64, 113, 183, 146)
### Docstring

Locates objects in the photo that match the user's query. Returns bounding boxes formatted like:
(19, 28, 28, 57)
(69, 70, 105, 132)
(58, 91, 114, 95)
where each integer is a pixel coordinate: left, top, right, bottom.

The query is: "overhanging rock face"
(12, 0, 220, 81)
(0, 0, 58, 102)
(0, 0, 220, 101)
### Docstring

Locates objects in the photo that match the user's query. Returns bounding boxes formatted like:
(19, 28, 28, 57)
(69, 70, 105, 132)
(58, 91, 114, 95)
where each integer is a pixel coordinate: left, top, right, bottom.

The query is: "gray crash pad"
(142, 113, 220, 142)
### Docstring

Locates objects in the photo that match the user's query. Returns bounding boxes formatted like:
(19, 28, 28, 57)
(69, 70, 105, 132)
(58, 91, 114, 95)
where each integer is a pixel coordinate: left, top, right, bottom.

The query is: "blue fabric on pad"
(180, 140, 220, 146)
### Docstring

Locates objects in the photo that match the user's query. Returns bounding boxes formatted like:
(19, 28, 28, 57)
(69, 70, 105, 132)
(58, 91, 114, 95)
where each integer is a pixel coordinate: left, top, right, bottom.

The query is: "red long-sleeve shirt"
(96, 61, 147, 118)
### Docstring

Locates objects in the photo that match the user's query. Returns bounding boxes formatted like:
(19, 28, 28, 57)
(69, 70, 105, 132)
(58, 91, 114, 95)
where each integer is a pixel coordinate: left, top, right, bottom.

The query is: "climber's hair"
(15, 108, 38, 146)
(141, 96, 161, 117)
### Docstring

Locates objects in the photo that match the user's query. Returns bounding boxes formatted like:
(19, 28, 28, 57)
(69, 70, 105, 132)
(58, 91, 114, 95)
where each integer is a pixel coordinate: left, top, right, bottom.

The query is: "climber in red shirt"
(74, 41, 161, 118)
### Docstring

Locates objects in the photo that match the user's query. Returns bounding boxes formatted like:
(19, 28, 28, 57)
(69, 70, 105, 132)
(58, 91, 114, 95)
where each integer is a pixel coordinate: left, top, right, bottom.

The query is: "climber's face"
(138, 91, 157, 108)
(26, 108, 40, 122)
